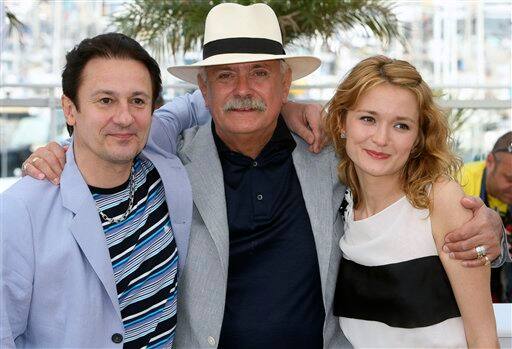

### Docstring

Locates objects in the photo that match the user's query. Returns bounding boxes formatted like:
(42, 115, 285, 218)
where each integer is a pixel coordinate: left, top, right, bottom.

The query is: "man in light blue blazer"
(0, 33, 194, 348)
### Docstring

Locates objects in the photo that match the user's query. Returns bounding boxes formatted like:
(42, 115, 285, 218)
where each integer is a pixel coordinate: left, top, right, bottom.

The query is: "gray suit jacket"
(173, 121, 350, 348)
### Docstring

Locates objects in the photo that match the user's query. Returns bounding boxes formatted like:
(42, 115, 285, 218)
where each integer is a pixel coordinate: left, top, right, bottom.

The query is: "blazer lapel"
(179, 123, 230, 276)
(292, 138, 337, 302)
(60, 145, 121, 321)
(142, 151, 193, 276)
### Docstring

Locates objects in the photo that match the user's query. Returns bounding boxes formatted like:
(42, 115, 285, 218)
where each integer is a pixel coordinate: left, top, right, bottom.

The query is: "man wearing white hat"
(159, 3, 347, 348)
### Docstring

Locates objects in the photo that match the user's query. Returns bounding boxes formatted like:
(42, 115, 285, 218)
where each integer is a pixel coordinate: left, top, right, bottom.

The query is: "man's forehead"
(79, 57, 152, 94)
(497, 152, 512, 163)
(494, 152, 512, 169)
(207, 60, 280, 71)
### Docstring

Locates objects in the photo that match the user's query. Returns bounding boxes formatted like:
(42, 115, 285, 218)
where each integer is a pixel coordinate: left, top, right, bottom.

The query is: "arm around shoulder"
(146, 90, 211, 156)
(430, 180, 499, 348)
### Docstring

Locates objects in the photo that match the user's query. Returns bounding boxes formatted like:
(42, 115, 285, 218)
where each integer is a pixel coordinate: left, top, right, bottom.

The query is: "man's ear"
(486, 153, 496, 173)
(61, 95, 77, 126)
(197, 73, 209, 108)
(281, 67, 292, 104)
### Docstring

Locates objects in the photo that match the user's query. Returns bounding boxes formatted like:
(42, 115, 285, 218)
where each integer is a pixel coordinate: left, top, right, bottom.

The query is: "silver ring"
(21, 161, 28, 172)
(475, 245, 487, 259)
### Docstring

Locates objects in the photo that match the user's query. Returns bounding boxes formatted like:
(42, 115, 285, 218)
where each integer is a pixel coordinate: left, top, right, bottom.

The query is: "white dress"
(335, 191, 467, 348)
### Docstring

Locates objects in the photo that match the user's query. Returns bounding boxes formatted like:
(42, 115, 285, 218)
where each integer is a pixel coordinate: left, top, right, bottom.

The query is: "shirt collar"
(212, 115, 296, 165)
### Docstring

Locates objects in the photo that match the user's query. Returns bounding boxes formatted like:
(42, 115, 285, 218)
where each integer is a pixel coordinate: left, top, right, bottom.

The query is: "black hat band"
(203, 37, 285, 60)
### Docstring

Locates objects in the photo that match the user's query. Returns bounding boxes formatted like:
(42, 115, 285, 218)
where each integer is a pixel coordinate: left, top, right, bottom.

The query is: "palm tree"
(113, 0, 405, 60)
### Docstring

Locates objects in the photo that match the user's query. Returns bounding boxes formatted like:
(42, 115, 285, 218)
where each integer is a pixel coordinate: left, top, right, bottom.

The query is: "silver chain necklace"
(98, 166, 136, 224)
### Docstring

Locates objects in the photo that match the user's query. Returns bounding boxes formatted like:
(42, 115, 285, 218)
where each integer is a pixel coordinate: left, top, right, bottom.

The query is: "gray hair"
(198, 67, 208, 84)
(279, 60, 290, 75)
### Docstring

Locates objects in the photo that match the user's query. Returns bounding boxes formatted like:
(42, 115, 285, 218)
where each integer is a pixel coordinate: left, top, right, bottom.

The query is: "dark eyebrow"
(131, 91, 151, 99)
(91, 90, 116, 97)
(90, 90, 150, 99)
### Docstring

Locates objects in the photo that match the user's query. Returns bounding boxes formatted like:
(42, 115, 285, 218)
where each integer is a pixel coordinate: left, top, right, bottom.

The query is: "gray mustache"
(223, 98, 267, 112)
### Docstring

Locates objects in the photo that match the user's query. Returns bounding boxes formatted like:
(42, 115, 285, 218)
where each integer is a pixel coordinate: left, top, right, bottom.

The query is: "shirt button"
(252, 161, 258, 167)
(256, 194, 263, 201)
(207, 336, 216, 346)
(111, 333, 123, 344)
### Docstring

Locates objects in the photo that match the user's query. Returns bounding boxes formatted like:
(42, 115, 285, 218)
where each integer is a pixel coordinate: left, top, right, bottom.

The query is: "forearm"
(431, 182, 498, 347)
(441, 255, 498, 348)
(491, 226, 511, 267)
(146, 90, 211, 156)
(153, 89, 210, 130)
(467, 336, 500, 348)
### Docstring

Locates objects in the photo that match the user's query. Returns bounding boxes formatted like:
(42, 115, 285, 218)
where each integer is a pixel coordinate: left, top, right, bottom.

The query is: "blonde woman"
(326, 56, 498, 348)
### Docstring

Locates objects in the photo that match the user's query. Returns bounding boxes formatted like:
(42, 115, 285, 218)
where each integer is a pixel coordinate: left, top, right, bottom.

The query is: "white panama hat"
(167, 3, 321, 84)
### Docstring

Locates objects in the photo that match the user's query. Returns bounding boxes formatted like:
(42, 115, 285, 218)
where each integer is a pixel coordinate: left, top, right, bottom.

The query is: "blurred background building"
(0, 0, 511, 180)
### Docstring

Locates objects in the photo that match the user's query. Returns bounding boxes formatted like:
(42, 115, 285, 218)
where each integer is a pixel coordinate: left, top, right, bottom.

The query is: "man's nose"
(113, 101, 134, 126)
(234, 74, 251, 97)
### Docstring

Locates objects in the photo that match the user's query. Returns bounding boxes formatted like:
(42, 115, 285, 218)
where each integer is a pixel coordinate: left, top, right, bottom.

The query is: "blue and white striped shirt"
(90, 157, 178, 348)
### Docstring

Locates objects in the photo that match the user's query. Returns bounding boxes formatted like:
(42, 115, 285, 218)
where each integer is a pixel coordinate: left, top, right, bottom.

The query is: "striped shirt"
(90, 157, 178, 348)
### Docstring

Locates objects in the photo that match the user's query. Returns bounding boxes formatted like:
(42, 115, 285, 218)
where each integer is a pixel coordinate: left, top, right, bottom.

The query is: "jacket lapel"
(179, 123, 230, 276)
(292, 137, 339, 303)
(142, 151, 193, 275)
(60, 145, 121, 321)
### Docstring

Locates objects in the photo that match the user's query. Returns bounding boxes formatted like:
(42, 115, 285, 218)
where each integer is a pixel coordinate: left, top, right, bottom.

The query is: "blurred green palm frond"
(449, 108, 473, 134)
(113, 0, 405, 59)
(4, 6, 27, 43)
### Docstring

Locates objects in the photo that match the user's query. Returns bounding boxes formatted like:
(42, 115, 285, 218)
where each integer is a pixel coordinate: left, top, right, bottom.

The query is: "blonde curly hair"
(325, 55, 461, 210)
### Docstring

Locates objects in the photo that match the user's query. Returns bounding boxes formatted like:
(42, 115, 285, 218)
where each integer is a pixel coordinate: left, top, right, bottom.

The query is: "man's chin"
(104, 148, 141, 164)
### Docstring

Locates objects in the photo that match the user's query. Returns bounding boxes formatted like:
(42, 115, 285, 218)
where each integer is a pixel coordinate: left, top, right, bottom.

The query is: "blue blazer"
(0, 143, 192, 347)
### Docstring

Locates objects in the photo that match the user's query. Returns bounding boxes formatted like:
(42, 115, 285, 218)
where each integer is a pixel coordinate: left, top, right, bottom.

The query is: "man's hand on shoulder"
(281, 101, 327, 153)
(22, 142, 67, 185)
(443, 195, 503, 267)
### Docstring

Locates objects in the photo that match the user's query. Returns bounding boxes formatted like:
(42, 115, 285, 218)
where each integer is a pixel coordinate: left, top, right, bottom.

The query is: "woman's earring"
(340, 131, 346, 139)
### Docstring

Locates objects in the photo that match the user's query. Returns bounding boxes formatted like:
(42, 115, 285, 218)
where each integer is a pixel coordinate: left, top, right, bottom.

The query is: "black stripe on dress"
(333, 256, 461, 328)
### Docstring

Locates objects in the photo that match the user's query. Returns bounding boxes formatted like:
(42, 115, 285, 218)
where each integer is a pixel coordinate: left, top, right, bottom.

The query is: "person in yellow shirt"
(461, 131, 512, 302)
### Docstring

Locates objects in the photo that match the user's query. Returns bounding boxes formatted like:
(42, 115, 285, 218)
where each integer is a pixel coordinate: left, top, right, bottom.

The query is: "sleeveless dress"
(333, 191, 467, 348)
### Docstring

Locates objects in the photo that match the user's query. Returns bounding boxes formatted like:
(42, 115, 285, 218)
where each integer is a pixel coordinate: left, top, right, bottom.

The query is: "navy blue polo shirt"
(212, 117, 325, 349)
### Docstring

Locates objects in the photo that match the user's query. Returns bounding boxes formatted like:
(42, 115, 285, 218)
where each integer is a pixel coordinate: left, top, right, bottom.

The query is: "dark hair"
(62, 33, 162, 135)
(492, 131, 512, 154)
